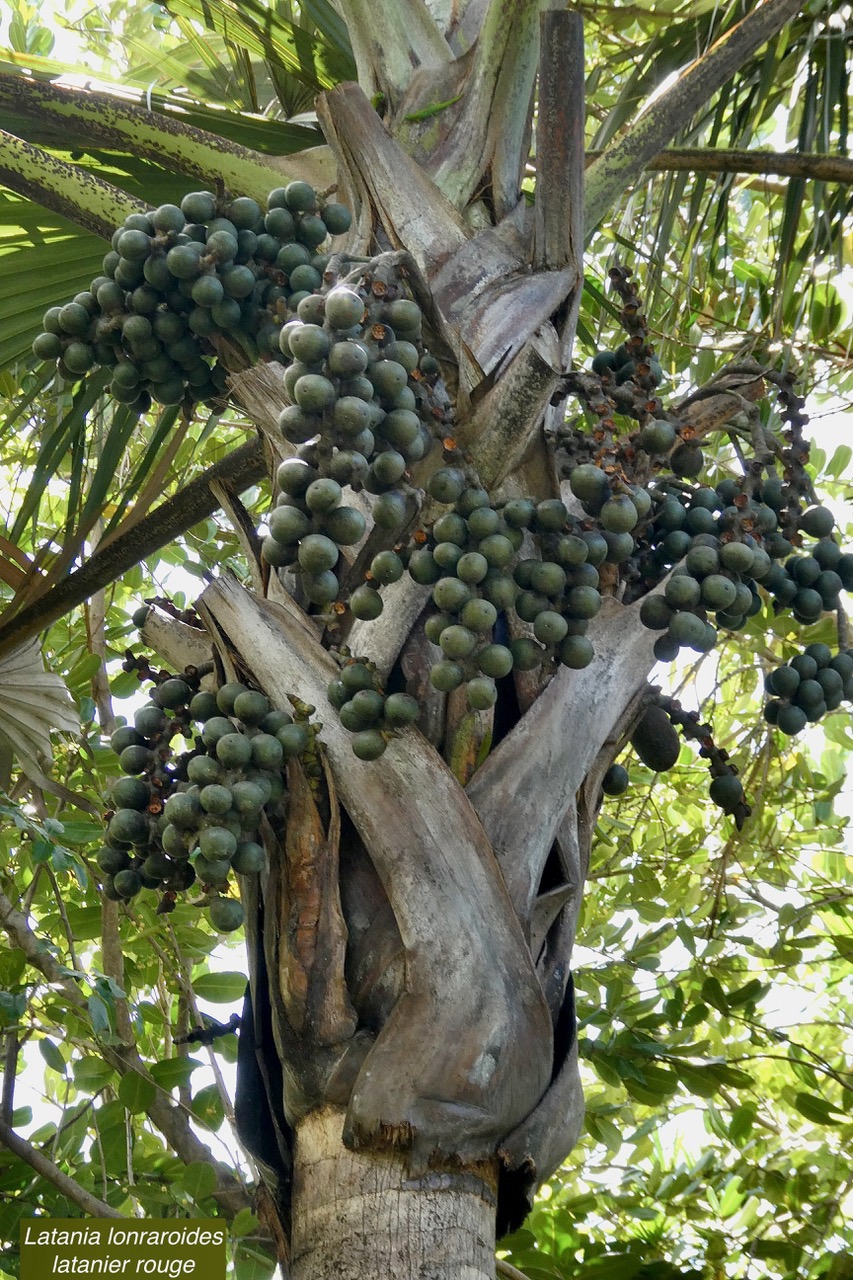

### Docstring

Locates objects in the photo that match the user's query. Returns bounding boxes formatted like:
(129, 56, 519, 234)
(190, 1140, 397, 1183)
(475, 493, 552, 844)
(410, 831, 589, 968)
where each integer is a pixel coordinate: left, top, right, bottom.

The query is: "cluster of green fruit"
(637, 476, 850, 660)
(260, 282, 441, 584)
(412, 474, 608, 700)
(100, 676, 312, 930)
(326, 659, 421, 759)
(764, 643, 853, 736)
(591, 343, 663, 389)
(32, 182, 351, 413)
(600, 703, 745, 816)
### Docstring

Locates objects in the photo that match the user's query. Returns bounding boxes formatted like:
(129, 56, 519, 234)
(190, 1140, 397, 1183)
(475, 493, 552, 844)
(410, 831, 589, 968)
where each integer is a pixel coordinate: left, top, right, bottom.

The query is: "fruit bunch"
(638, 477, 851, 660)
(260, 280, 443, 586)
(764, 643, 853, 735)
(32, 183, 351, 414)
(327, 658, 420, 759)
(100, 676, 313, 930)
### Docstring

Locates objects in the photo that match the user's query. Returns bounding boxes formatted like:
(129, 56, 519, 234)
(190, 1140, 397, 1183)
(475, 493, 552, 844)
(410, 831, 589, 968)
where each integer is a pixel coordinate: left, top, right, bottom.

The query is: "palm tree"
(0, 2, 851, 1277)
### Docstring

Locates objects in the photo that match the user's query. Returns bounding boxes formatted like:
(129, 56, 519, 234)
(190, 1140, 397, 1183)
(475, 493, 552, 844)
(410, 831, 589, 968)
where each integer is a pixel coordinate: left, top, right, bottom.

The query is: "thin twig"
(0, 1115, 125, 1217)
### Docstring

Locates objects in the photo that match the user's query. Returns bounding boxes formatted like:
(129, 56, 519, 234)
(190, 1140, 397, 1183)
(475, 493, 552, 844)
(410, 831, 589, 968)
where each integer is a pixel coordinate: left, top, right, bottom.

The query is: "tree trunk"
(137, 2, 803, 1268)
(291, 1107, 498, 1280)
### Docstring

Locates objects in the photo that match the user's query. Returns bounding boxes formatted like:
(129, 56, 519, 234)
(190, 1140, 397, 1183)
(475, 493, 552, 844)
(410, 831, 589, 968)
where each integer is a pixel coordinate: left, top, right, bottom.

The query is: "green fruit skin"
(630, 705, 680, 772)
(209, 897, 245, 932)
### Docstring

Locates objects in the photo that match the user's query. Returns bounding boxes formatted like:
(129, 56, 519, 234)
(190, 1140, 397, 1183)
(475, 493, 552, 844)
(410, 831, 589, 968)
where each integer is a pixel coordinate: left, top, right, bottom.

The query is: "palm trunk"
(291, 1108, 498, 1280)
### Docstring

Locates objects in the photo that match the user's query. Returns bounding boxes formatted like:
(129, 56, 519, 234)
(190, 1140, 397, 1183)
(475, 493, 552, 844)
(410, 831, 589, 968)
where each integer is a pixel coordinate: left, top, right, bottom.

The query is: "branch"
(583, 146, 853, 186)
(0, 74, 305, 203)
(0, 438, 266, 659)
(0, 1115, 125, 1217)
(584, 0, 803, 233)
(0, 129, 146, 238)
(0, 886, 251, 1217)
(588, 146, 853, 186)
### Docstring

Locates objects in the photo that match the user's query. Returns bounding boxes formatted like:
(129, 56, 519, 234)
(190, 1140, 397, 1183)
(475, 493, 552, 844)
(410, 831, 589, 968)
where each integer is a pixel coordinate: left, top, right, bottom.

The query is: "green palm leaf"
(158, 0, 356, 90)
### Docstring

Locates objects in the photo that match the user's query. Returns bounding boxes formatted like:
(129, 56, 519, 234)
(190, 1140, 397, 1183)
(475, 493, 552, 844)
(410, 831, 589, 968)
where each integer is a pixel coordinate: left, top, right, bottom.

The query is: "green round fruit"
(232, 841, 265, 875)
(143, 851, 173, 881)
(112, 776, 150, 810)
(566, 586, 601, 619)
(709, 773, 744, 812)
(349, 584, 384, 620)
(509, 638, 544, 670)
(216, 733, 253, 769)
(433, 577, 472, 613)
(530, 561, 566, 597)
(460, 598, 497, 632)
(799, 505, 834, 538)
(249, 733, 284, 771)
(804, 642, 832, 669)
(351, 729, 387, 760)
(456, 552, 489, 585)
(209, 896, 245, 932)
(321, 203, 352, 235)
(347, 686, 386, 725)
(433, 512, 467, 545)
(670, 442, 704, 478)
(382, 693, 420, 728)
(770, 665, 800, 699)
(370, 550, 405, 585)
(557, 635, 594, 669)
(199, 784, 234, 815)
(298, 534, 339, 573)
(187, 754, 222, 786)
(637, 420, 676, 454)
(119, 744, 153, 774)
(640, 595, 673, 631)
(430, 661, 464, 692)
(199, 825, 238, 861)
(324, 286, 365, 330)
(477, 644, 514, 679)
(97, 846, 131, 875)
(668, 611, 707, 648)
(217, 682, 248, 714)
(277, 723, 309, 756)
(373, 492, 409, 528)
(467, 677, 497, 711)
(478, 534, 515, 568)
(113, 869, 143, 899)
(230, 779, 267, 817)
(153, 678, 192, 710)
(134, 703, 168, 737)
(601, 764, 629, 796)
(407, 549, 441, 585)
(534, 610, 569, 645)
(427, 468, 466, 504)
(502, 498, 536, 529)
(233, 690, 270, 726)
(600, 495, 639, 533)
(164, 792, 203, 831)
(569, 463, 609, 505)
(323, 505, 366, 546)
(534, 500, 569, 532)
(439, 625, 477, 660)
(202, 716, 236, 748)
(665, 575, 701, 610)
